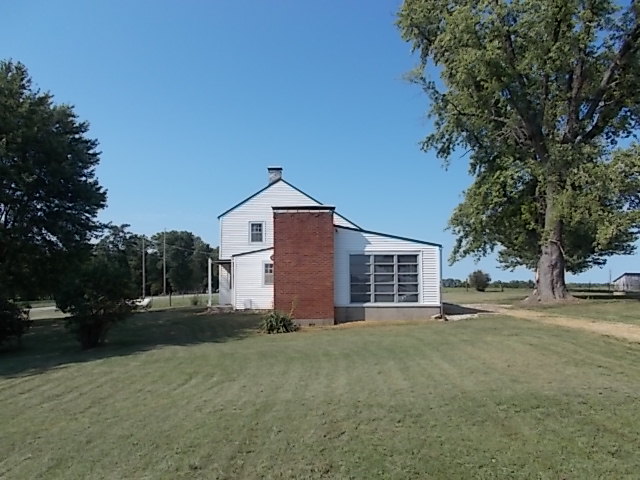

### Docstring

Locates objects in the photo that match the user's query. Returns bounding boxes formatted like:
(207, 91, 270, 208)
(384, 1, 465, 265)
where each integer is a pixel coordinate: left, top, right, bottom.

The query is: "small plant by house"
(260, 310, 298, 334)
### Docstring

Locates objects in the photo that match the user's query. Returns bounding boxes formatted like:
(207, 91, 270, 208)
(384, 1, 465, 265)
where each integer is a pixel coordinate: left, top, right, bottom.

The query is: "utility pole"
(141, 236, 146, 299)
(163, 230, 167, 296)
(207, 257, 213, 307)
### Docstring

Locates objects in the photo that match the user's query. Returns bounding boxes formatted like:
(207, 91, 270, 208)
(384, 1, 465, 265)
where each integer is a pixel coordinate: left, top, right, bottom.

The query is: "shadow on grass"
(443, 303, 491, 314)
(0, 308, 261, 378)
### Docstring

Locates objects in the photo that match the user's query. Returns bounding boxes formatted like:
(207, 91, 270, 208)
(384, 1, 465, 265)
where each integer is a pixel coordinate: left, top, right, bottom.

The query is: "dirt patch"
(469, 303, 640, 343)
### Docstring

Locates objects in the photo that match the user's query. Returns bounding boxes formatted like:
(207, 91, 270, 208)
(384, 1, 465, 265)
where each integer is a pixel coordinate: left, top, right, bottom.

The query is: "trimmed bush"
(260, 311, 298, 334)
(468, 270, 491, 292)
(55, 227, 137, 349)
(0, 298, 31, 347)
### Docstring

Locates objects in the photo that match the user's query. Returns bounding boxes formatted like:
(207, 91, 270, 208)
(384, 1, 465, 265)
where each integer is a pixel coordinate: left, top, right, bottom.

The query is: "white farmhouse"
(217, 167, 442, 325)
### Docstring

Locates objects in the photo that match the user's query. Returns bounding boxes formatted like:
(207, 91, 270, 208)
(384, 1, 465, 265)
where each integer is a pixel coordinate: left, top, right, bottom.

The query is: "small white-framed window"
(263, 262, 274, 285)
(249, 221, 265, 243)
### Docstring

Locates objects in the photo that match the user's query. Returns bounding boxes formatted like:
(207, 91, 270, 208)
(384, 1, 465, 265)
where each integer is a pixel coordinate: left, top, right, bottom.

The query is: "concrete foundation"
(295, 317, 335, 327)
(335, 305, 442, 323)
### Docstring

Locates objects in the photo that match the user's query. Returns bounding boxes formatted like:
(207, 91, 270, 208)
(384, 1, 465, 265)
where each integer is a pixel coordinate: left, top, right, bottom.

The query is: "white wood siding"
(233, 249, 274, 309)
(220, 181, 356, 259)
(218, 265, 232, 305)
(613, 275, 640, 292)
(334, 227, 441, 306)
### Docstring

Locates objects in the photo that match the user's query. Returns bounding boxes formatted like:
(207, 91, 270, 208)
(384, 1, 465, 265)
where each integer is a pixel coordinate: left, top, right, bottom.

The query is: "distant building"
(612, 273, 640, 292)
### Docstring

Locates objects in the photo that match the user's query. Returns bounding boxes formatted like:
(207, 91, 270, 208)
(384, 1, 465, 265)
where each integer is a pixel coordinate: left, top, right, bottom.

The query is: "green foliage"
(260, 311, 298, 334)
(55, 227, 137, 349)
(147, 231, 218, 294)
(0, 297, 31, 347)
(190, 294, 201, 306)
(397, 1, 640, 295)
(0, 60, 107, 300)
(468, 270, 491, 292)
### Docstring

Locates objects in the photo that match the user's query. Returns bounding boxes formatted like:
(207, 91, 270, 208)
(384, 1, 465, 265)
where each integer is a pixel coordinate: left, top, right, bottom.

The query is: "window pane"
(374, 274, 395, 283)
(351, 264, 370, 275)
(374, 255, 394, 264)
(250, 223, 263, 242)
(374, 284, 394, 293)
(350, 284, 370, 294)
(398, 274, 418, 283)
(351, 293, 370, 303)
(350, 254, 369, 265)
(398, 264, 417, 273)
(350, 273, 371, 283)
(398, 294, 418, 303)
(397, 255, 418, 264)
(374, 264, 394, 273)
(264, 263, 273, 274)
(398, 283, 418, 293)
(374, 294, 395, 302)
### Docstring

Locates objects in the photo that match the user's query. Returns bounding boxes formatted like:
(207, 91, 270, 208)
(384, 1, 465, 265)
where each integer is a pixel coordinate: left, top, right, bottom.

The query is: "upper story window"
(350, 254, 419, 303)
(249, 222, 265, 243)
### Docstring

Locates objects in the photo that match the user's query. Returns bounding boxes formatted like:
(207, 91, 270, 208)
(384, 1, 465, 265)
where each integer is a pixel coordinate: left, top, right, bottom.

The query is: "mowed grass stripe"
(2, 313, 640, 479)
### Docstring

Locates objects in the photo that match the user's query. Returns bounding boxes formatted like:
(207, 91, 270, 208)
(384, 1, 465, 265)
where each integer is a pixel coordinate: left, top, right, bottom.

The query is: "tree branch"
(492, 2, 550, 162)
(579, 21, 640, 132)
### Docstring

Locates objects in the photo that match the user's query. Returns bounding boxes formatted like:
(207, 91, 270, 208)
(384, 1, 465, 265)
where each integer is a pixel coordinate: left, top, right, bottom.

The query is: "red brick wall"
(273, 210, 334, 321)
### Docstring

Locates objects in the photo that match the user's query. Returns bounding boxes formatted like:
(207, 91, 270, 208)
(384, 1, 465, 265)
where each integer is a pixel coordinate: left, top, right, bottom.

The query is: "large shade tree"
(398, 0, 640, 301)
(0, 60, 107, 299)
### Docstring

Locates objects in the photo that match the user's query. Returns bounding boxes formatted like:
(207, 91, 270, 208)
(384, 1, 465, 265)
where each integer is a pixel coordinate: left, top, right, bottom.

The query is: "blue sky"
(2, 0, 637, 283)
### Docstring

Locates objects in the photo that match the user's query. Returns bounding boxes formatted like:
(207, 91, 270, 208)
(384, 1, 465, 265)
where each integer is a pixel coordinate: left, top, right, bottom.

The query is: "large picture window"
(350, 254, 419, 303)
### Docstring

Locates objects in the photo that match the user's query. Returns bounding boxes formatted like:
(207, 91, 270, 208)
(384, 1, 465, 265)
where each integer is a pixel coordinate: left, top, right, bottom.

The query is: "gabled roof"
(336, 225, 442, 248)
(217, 178, 361, 229)
(613, 272, 640, 282)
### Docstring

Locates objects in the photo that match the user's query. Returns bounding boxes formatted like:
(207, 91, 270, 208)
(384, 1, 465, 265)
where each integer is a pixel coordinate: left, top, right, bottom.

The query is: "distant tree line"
(0, 60, 219, 349)
(137, 230, 219, 296)
(442, 278, 535, 289)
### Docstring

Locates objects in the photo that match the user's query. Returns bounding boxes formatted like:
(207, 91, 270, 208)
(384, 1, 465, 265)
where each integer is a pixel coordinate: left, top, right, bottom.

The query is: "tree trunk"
(526, 182, 573, 303)
(529, 231, 571, 302)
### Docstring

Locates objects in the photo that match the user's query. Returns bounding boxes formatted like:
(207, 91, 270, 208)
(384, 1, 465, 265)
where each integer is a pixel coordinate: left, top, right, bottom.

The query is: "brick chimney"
(268, 166, 283, 184)
(273, 206, 335, 326)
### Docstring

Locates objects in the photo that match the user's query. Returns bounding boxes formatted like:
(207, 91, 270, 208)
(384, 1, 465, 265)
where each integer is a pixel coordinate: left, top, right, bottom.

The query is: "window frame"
(263, 261, 274, 286)
(248, 221, 265, 244)
(349, 252, 421, 305)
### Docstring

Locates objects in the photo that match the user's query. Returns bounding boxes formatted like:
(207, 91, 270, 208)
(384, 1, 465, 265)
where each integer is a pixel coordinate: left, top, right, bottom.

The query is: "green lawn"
(532, 299, 640, 325)
(149, 293, 220, 309)
(442, 287, 531, 305)
(2, 311, 640, 479)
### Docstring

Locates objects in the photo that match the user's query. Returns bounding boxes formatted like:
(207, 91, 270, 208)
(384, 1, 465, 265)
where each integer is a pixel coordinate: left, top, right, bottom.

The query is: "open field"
(531, 299, 640, 325)
(26, 293, 220, 321)
(443, 287, 639, 327)
(2, 310, 640, 479)
(147, 293, 219, 309)
(442, 287, 531, 305)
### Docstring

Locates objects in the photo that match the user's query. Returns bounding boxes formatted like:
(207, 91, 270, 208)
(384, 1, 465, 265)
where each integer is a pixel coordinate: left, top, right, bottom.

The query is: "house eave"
(216, 178, 361, 229)
(335, 225, 442, 248)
